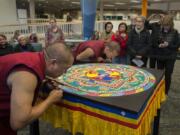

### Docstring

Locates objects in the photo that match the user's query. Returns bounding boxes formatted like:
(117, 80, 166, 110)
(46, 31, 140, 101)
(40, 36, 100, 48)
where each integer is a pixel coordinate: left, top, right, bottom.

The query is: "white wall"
(0, 0, 18, 25)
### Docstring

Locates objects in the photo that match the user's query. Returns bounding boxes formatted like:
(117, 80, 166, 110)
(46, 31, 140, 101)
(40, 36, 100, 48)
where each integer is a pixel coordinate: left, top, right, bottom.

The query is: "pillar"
(29, 0, 35, 19)
(80, 0, 98, 40)
(142, 0, 148, 17)
(100, 0, 104, 20)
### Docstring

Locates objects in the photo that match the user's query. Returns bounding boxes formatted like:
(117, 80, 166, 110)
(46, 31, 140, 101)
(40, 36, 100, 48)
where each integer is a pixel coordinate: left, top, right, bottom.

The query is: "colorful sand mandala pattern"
(58, 64, 156, 97)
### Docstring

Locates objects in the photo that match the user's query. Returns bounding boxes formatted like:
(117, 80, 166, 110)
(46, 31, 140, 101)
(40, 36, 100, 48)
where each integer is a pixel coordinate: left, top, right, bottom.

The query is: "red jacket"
(73, 40, 105, 61)
(0, 52, 45, 134)
(111, 32, 128, 56)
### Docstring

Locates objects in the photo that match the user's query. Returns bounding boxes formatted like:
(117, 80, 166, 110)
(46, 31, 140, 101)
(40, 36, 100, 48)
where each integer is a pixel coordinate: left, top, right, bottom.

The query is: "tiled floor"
(159, 60, 180, 135)
(18, 60, 180, 135)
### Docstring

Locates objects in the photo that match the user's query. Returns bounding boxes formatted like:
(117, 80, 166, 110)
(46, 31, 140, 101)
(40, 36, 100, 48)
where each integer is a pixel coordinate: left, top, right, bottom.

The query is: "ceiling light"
(115, 2, 125, 5)
(71, 2, 80, 4)
(131, 0, 140, 3)
(104, 4, 114, 7)
(154, 0, 162, 1)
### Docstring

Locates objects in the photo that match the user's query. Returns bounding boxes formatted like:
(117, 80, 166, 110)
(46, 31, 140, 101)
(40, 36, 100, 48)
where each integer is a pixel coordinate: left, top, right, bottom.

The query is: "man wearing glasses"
(0, 43, 73, 135)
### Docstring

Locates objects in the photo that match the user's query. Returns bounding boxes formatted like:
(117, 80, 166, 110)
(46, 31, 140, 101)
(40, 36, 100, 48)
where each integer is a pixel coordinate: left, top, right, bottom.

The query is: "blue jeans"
(112, 55, 128, 64)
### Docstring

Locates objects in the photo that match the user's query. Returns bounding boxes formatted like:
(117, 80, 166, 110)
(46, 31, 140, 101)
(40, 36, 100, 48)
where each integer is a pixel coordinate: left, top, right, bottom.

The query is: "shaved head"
(106, 41, 120, 53)
(44, 43, 74, 78)
(44, 43, 73, 65)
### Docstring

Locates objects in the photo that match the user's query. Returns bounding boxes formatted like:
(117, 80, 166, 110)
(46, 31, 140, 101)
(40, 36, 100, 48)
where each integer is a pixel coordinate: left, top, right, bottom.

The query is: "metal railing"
(26, 18, 67, 24)
(1, 19, 179, 40)
(0, 20, 107, 40)
(0, 22, 81, 40)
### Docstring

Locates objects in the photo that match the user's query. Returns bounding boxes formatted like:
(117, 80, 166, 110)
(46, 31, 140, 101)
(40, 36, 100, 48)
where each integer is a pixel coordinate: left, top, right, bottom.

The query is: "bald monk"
(0, 43, 73, 135)
(73, 40, 120, 63)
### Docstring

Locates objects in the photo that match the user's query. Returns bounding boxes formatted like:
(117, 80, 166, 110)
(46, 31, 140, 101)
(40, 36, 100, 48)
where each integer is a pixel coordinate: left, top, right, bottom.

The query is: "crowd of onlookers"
(0, 30, 40, 56)
(0, 14, 180, 95)
(0, 17, 64, 56)
(85, 14, 179, 95)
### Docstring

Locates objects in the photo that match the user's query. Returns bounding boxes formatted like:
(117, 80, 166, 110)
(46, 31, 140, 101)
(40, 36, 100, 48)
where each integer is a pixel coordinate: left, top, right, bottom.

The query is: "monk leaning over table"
(0, 43, 74, 135)
(73, 40, 120, 63)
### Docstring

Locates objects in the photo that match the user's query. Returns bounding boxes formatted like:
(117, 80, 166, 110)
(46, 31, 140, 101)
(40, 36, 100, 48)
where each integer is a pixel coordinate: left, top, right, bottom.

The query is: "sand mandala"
(58, 64, 156, 97)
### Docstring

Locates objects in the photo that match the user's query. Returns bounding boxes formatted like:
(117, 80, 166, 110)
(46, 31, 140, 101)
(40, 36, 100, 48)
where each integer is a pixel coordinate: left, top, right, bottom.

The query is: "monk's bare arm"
(76, 48, 94, 61)
(7, 71, 63, 130)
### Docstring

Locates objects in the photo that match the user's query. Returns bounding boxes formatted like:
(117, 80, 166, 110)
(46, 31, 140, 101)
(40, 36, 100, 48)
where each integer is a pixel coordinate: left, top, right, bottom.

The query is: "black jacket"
(14, 43, 34, 53)
(127, 28, 151, 57)
(0, 43, 13, 56)
(155, 28, 179, 59)
(145, 21, 161, 49)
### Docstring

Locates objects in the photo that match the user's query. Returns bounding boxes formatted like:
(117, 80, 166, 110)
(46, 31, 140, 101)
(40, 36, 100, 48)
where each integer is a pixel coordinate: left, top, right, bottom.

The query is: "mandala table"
(38, 64, 166, 135)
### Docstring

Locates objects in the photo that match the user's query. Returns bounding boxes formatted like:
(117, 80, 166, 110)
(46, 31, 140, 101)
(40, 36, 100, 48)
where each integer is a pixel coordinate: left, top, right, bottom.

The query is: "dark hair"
(29, 33, 38, 43)
(44, 42, 73, 64)
(0, 34, 7, 40)
(118, 22, 128, 32)
(104, 22, 113, 30)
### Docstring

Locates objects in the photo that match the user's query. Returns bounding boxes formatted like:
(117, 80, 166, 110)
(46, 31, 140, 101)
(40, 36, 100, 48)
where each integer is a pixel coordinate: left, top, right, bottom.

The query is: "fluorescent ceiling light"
(153, 0, 162, 1)
(71, 2, 80, 4)
(115, 2, 125, 5)
(104, 4, 114, 7)
(131, 0, 140, 3)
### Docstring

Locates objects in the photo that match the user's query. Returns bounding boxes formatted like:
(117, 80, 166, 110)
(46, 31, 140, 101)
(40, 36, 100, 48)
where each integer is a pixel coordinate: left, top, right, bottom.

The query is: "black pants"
(157, 59, 176, 95)
(150, 57, 157, 69)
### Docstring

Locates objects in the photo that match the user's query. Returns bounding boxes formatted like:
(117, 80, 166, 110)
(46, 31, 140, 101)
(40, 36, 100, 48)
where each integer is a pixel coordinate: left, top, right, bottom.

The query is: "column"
(166, 1, 170, 12)
(81, 0, 98, 40)
(100, 0, 104, 20)
(29, 0, 35, 19)
(29, 0, 37, 33)
(142, 0, 148, 17)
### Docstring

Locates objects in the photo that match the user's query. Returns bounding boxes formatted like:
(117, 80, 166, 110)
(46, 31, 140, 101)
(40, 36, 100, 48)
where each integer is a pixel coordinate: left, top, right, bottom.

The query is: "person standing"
(45, 18, 64, 47)
(145, 14, 164, 68)
(111, 22, 128, 64)
(156, 15, 179, 94)
(127, 16, 151, 67)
